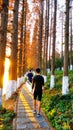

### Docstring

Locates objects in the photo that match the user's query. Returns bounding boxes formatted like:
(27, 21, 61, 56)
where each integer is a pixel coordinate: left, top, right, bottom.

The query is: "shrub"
(0, 105, 16, 129)
(42, 70, 73, 130)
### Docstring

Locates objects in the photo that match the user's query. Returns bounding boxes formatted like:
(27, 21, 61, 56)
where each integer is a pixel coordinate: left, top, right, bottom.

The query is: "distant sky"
(56, 0, 65, 52)
(56, 0, 73, 53)
(27, 0, 73, 53)
(58, 0, 65, 6)
(27, 0, 40, 44)
(27, 0, 33, 12)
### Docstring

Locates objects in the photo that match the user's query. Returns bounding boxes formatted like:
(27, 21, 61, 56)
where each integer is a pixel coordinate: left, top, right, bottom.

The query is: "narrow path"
(13, 84, 53, 130)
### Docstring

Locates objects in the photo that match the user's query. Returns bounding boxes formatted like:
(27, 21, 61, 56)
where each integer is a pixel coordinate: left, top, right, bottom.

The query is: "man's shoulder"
(34, 75, 44, 79)
(41, 75, 45, 81)
(42, 75, 47, 83)
(28, 72, 33, 75)
(40, 75, 44, 78)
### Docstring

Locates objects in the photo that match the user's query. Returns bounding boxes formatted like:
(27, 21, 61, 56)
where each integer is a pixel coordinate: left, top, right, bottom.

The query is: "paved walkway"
(13, 84, 53, 130)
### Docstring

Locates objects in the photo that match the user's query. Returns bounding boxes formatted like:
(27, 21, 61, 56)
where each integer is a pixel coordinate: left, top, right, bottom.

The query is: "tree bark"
(51, 0, 57, 75)
(63, 0, 70, 76)
(9, 0, 19, 80)
(62, 0, 70, 95)
(0, 0, 9, 88)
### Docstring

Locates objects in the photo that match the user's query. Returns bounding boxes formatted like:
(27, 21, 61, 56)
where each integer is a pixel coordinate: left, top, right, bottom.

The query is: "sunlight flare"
(3, 58, 10, 94)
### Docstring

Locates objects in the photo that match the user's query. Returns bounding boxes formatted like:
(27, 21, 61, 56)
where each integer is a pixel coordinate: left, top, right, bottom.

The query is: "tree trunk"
(38, 0, 44, 70)
(48, 1, 53, 73)
(44, 0, 49, 75)
(62, 0, 70, 95)
(0, 0, 9, 88)
(50, 0, 57, 89)
(69, 0, 72, 70)
(22, 0, 27, 74)
(0, 0, 9, 104)
(6, 0, 19, 99)
(18, 0, 24, 77)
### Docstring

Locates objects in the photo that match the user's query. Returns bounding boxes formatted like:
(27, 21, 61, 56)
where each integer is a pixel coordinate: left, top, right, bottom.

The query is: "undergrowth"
(42, 70, 73, 130)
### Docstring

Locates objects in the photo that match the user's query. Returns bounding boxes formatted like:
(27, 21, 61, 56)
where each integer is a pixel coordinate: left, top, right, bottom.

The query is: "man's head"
(36, 68, 41, 74)
(29, 69, 31, 72)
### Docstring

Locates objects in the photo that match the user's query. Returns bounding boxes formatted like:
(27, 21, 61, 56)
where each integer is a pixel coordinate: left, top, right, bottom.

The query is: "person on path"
(32, 68, 44, 117)
(27, 69, 33, 83)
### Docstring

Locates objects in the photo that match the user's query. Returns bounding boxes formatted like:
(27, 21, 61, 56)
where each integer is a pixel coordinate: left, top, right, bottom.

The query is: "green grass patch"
(42, 70, 73, 130)
(0, 105, 16, 130)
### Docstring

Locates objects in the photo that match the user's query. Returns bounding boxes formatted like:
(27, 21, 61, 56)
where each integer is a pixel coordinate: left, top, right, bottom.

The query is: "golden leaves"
(8, 5, 14, 11)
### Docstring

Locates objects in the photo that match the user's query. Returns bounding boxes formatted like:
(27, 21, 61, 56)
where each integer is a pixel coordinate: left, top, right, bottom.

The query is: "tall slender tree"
(22, 0, 27, 74)
(6, 0, 20, 99)
(0, 0, 9, 103)
(46, 0, 49, 74)
(38, 0, 44, 69)
(43, 0, 49, 75)
(62, 0, 70, 95)
(48, 1, 53, 72)
(69, 0, 72, 70)
(17, 0, 25, 77)
(50, 0, 57, 89)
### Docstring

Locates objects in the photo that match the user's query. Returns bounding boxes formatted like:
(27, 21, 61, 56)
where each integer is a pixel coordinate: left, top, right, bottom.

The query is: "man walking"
(32, 68, 44, 117)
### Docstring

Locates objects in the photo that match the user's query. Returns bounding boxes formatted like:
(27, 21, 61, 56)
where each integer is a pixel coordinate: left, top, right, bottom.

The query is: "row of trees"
(0, 0, 73, 97)
(42, 0, 72, 94)
(0, 0, 26, 89)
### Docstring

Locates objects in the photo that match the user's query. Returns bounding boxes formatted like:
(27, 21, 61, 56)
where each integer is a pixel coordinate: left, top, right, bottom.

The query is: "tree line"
(0, 0, 73, 95)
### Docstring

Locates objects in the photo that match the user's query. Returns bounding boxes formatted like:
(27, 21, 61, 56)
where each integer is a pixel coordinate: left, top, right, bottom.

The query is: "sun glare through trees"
(0, 0, 73, 129)
(3, 58, 10, 88)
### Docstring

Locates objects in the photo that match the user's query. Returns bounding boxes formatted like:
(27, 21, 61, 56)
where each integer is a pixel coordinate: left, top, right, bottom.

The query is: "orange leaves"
(8, 0, 14, 11)
(8, 5, 14, 11)
(10, 0, 14, 3)
(0, 1, 2, 6)
(0, 0, 3, 12)
(7, 25, 13, 34)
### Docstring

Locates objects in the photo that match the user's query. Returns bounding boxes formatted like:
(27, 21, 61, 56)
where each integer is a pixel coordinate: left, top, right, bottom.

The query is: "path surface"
(13, 84, 53, 130)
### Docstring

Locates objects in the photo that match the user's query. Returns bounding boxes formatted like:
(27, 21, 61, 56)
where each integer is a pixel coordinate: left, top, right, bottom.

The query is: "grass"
(0, 105, 16, 130)
(42, 70, 73, 130)
(0, 84, 23, 130)
(0, 91, 18, 130)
